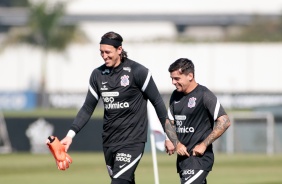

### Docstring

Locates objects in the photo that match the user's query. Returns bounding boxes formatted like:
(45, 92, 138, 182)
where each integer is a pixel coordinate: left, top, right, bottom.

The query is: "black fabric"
(168, 84, 226, 172)
(71, 58, 167, 147)
(104, 143, 144, 182)
(179, 169, 209, 184)
(100, 38, 122, 47)
(111, 178, 132, 184)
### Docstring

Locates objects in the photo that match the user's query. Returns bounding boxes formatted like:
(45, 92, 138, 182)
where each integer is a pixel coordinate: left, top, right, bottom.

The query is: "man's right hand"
(60, 136, 73, 152)
(176, 142, 190, 157)
(46, 136, 73, 170)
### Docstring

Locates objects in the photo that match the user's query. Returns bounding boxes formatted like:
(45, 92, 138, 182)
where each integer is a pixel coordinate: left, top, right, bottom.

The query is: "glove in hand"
(46, 136, 72, 170)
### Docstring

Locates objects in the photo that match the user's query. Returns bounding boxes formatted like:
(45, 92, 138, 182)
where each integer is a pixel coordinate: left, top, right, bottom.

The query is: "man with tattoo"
(165, 58, 231, 184)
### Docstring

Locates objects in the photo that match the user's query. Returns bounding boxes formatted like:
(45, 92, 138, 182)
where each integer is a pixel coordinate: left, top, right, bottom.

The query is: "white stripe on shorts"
(113, 153, 142, 178)
(184, 170, 204, 184)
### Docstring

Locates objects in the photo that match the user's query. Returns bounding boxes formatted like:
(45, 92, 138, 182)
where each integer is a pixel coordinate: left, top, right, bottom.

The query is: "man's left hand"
(192, 142, 206, 156)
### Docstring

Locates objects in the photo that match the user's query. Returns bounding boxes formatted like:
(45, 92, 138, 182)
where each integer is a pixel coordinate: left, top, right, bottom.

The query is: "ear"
(187, 73, 194, 81)
(117, 46, 123, 54)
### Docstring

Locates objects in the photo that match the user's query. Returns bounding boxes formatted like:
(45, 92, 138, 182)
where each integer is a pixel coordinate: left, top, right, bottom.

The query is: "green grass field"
(0, 152, 282, 184)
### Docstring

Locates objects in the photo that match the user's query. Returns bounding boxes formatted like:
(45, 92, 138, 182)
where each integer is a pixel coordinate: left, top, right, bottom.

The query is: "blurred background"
(0, 0, 282, 155)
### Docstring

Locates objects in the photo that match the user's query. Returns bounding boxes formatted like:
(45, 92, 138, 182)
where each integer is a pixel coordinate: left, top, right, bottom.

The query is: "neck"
(184, 81, 198, 94)
(112, 58, 122, 68)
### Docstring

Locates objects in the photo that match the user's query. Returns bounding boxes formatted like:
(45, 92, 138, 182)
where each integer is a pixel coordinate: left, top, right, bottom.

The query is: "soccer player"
(60, 31, 172, 184)
(165, 58, 231, 184)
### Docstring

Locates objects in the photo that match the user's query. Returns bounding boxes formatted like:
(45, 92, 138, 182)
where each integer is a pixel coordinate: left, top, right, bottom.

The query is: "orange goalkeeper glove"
(46, 136, 72, 170)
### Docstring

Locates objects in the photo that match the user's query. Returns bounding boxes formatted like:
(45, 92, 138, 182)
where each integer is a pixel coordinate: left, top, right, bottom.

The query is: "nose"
(172, 79, 177, 85)
(101, 53, 107, 60)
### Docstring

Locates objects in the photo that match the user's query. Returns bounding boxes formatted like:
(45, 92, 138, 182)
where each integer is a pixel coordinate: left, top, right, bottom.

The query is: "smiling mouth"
(175, 85, 182, 90)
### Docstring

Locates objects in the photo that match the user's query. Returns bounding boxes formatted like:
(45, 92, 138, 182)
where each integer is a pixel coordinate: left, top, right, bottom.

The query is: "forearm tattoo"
(203, 115, 231, 147)
(165, 119, 179, 147)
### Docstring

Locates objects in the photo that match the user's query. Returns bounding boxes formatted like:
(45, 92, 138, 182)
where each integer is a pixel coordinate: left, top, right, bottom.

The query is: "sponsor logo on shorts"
(182, 169, 195, 176)
(116, 153, 132, 163)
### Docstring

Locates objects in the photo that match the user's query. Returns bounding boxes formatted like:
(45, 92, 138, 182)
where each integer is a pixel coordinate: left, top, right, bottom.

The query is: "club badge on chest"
(188, 97, 196, 108)
(121, 75, 130, 87)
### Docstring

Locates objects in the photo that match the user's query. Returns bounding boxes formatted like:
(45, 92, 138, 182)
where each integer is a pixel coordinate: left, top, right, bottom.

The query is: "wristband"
(66, 130, 76, 138)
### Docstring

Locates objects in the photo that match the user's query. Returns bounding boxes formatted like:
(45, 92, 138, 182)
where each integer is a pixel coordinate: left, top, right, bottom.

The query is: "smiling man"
(60, 31, 173, 184)
(165, 58, 231, 184)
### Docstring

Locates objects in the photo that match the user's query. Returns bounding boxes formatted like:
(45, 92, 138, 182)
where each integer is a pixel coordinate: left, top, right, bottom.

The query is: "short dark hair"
(168, 58, 195, 77)
(101, 31, 128, 59)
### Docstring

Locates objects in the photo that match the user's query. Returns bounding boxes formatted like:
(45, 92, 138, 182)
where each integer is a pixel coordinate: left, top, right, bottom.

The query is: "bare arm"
(165, 119, 179, 147)
(204, 114, 231, 147)
(165, 119, 189, 156)
(193, 114, 231, 156)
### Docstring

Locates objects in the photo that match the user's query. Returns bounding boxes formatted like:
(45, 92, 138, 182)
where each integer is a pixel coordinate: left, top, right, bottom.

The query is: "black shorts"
(179, 169, 209, 184)
(103, 142, 145, 182)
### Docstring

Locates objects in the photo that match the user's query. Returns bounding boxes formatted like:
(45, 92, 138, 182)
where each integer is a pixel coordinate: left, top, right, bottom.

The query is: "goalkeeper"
(60, 31, 174, 184)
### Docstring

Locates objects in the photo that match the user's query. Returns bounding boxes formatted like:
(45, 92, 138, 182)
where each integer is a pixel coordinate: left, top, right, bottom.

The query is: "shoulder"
(197, 84, 217, 101)
(125, 58, 147, 69)
(196, 84, 212, 94)
(125, 58, 149, 75)
(197, 84, 208, 91)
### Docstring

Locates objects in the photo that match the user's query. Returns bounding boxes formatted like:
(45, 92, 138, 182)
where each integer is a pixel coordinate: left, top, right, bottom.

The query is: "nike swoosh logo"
(185, 176, 191, 181)
(174, 101, 180, 104)
(102, 82, 108, 84)
(119, 164, 126, 168)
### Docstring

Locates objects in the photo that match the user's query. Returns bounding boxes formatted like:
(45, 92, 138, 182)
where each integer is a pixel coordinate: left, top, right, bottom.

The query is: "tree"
(225, 14, 282, 42)
(1, 1, 89, 107)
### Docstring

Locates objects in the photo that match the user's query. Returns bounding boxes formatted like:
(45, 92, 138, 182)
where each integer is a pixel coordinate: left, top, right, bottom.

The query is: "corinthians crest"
(188, 97, 196, 108)
(121, 75, 129, 87)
